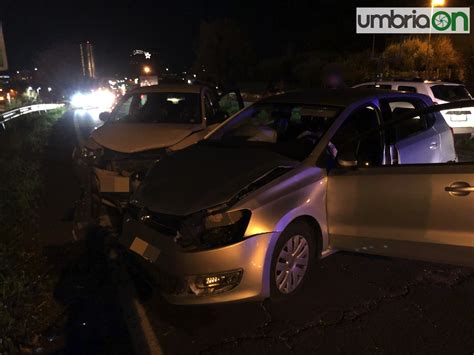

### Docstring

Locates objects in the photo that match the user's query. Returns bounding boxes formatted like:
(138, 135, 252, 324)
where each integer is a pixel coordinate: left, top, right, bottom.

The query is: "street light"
(143, 66, 151, 74)
(428, 0, 446, 77)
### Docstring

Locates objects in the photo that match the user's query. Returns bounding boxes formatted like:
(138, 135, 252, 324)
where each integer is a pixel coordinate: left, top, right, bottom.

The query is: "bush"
(0, 108, 65, 353)
(383, 36, 463, 80)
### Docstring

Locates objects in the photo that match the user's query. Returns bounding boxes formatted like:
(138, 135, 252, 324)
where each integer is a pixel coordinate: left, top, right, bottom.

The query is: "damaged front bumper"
(91, 151, 163, 210)
(93, 167, 134, 210)
(120, 215, 279, 305)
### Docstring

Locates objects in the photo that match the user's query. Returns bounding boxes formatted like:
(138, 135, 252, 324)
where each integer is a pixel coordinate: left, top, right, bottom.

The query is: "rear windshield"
(431, 85, 472, 102)
(357, 84, 392, 90)
(397, 86, 417, 93)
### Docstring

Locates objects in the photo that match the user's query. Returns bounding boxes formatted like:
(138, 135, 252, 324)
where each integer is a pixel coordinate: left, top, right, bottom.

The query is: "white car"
(354, 81, 474, 135)
(73, 83, 243, 237)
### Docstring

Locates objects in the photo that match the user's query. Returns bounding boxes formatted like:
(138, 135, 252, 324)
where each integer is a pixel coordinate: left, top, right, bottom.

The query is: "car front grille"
(158, 271, 189, 295)
(98, 148, 167, 175)
(127, 251, 189, 295)
(110, 158, 159, 175)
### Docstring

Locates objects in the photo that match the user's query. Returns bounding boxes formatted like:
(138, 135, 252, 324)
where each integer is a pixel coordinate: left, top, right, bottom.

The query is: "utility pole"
(371, 35, 376, 59)
(428, 0, 446, 78)
(0, 22, 8, 71)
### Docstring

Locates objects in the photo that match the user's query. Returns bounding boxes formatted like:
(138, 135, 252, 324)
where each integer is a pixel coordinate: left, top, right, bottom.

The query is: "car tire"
(270, 220, 319, 300)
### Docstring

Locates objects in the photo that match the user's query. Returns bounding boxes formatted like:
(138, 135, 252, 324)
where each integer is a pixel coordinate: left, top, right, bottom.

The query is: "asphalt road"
(40, 111, 474, 354)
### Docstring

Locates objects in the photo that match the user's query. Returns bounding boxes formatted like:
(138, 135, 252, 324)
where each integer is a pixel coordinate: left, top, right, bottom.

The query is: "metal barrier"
(0, 103, 65, 129)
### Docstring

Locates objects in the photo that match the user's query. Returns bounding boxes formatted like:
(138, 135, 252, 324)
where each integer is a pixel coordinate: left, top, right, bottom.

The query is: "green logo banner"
(357, 7, 471, 34)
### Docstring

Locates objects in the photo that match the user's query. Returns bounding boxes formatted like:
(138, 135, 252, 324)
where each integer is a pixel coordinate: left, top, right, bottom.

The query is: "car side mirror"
(337, 151, 358, 168)
(99, 111, 111, 122)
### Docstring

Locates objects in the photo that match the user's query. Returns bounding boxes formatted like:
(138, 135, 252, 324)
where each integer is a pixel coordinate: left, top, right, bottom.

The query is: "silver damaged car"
(120, 89, 474, 304)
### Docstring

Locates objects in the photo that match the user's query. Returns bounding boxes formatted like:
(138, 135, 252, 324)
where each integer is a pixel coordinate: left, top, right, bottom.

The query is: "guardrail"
(0, 103, 65, 129)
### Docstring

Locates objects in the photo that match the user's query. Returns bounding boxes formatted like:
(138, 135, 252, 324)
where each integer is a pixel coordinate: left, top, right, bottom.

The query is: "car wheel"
(270, 220, 318, 299)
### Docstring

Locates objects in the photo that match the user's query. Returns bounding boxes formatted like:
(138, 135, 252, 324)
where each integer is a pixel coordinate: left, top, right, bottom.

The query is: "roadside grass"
(0, 108, 65, 353)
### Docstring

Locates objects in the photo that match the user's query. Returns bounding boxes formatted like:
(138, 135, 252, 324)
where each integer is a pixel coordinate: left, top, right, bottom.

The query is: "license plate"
(130, 237, 160, 263)
(100, 174, 130, 193)
(450, 115, 468, 122)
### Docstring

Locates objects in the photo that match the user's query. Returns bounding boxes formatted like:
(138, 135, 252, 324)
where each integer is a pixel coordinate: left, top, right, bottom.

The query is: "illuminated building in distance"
(0, 22, 8, 71)
(80, 42, 96, 79)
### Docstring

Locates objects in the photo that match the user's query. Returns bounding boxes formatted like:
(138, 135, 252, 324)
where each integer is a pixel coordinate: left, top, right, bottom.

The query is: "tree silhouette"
(193, 19, 254, 87)
(383, 36, 462, 80)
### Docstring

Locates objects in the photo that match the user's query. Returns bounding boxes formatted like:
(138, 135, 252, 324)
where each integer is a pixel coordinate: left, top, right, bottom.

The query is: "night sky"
(1, 0, 472, 75)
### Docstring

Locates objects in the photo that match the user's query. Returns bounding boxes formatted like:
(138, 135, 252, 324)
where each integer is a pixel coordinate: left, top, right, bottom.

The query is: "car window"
(398, 86, 417, 93)
(431, 85, 472, 102)
(374, 84, 392, 90)
(381, 101, 473, 166)
(380, 99, 430, 142)
(113, 95, 133, 120)
(219, 92, 241, 116)
(111, 92, 202, 124)
(331, 105, 384, 167)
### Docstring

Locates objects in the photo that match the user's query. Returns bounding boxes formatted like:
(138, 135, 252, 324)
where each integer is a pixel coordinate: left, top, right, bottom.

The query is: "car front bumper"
(444, 113, 474, 135)
(120, 215, 279, 305)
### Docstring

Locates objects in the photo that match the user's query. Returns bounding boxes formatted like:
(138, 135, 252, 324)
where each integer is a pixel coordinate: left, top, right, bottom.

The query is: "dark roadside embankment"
(0, 109, 65, 353)
(0, 110, 132, 354)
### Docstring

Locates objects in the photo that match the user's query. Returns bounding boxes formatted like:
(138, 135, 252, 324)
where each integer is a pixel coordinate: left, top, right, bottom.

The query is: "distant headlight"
(197, 210, 251, 250)
(71, 89, 116, 111)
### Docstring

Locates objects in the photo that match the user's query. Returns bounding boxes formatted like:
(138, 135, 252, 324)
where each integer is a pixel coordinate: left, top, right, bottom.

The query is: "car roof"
(259, 88, 430, 107)
(129, 84, 204, 94)
(357, 80, 464, 87)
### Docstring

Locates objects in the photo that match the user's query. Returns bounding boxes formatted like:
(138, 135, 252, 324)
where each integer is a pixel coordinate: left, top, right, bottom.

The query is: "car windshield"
(431, 85, 472, 102)
(206, 102, 341, 161)
(111, 92, 201, 124)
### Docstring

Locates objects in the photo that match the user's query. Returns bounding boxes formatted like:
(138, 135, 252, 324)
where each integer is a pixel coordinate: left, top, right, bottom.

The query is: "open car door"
(327, 100, 474, 267)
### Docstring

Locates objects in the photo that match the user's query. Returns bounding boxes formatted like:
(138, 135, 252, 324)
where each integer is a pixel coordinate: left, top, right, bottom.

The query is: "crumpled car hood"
(91, 123, 203, 153)
(134, 143, 298, 216)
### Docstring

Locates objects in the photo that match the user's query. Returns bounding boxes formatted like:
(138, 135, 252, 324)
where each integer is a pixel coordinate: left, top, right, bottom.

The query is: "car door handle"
(429, 142, 438, 150)
(445, 182, 474, 197)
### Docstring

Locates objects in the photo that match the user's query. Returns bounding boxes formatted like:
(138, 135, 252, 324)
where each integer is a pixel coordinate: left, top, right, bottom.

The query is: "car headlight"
(134, 206, 252, 251)
(197, 209, 251, 250)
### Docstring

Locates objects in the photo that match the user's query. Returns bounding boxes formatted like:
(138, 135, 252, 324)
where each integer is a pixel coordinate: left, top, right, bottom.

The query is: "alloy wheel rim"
(275, 234, 309, 294)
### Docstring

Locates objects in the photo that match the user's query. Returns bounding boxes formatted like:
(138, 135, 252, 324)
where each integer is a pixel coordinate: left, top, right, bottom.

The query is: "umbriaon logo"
(356, 8, 470, 34)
